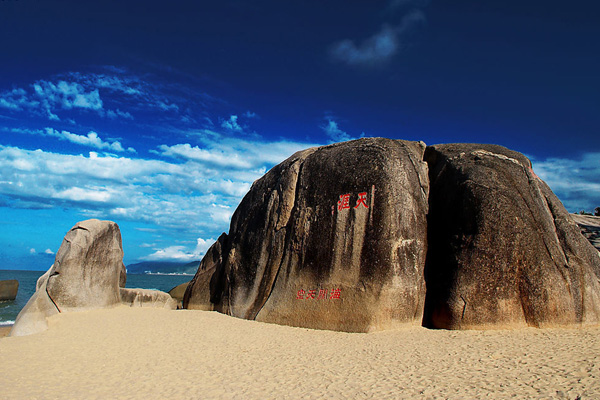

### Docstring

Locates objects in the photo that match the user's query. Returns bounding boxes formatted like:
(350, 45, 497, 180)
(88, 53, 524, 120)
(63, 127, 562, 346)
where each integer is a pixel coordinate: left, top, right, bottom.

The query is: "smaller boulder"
(0, 280, 18, 301)
(11, 219, 177, 337)
(120, 288, 177, 309)
(167, 281, 190, 309)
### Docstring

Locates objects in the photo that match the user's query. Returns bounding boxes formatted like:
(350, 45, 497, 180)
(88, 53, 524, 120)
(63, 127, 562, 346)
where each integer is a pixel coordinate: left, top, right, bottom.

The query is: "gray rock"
(167, 281, 191, 309)
(120, 288, 177, 309)
(183, 233, 227, 311)
(0, 279, 18, 301)
(10, 268, 59, 336)
(423, 144, 600, 329)
(11, 219, 174, 336)
(46, 219, 125, 311)
(184, 138, 430, 332)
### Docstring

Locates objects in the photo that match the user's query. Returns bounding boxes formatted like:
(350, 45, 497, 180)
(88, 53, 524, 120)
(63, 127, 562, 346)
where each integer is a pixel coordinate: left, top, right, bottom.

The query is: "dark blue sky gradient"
(0, 0, 599, 269)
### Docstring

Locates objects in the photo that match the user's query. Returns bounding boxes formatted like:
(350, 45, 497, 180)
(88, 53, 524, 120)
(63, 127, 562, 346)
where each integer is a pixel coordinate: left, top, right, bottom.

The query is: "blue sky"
(1, 0, 599, 270)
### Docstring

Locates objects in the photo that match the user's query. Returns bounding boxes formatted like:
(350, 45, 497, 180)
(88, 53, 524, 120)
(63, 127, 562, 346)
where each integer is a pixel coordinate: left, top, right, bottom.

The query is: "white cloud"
(532, 152, 600, 212)
(158, 143, 253, 169)
(142, 237, 216, 262)
(0, 73, 147, 121)
(243, 111, 258, 119)
(44, 249, 54, 255)
(194, 237, 215, 254)
(33, 80, 103, 119)
(11, 127, 132, 153)
(106, 109, 134, 120)
(81, 74, 143, 96)
(159, 132, 320, 171)
(0, 88, 35, 111)
(44, 128, 129, 152)
(321, 119, 352, 143)
(330, 10, 425, 66)
(221, 115, 243, 132)
(29, 248, 36, 254)
(0, 134, 316, 235)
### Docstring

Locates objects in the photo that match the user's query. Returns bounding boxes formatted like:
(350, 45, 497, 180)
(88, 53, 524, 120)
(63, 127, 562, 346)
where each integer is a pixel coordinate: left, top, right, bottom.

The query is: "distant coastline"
(140, 272, 194, 276)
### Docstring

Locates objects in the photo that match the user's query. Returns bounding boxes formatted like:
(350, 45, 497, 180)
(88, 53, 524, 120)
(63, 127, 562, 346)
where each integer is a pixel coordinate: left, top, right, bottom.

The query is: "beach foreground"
(1, 307, 598, 399)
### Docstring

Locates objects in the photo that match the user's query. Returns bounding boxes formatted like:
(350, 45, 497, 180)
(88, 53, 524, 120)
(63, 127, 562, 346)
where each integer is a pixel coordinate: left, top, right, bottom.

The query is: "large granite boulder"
(11, 219, 174, 337)
(184, 138, 430, 332)
(0, 280, 18, 301)
(423, 144, 600, 329)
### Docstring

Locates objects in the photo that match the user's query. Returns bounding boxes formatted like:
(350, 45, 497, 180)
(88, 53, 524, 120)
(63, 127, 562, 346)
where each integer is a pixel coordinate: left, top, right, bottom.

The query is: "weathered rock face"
(184, 138, 430, 332)
(423, 144, 600, 329)
(0, 280, 19, 301)
(183, 233, 227, 311)
(47, 219, 125, 311)
(11, 219, 174, 336)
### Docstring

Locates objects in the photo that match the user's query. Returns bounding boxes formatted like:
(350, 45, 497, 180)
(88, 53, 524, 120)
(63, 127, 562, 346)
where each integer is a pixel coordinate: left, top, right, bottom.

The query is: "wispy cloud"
(10, 127, 135, 153)
(159, 131, 320, 171)
(0, 88, 36, 111)
(45, 128, 134, 152)
(33, 80, 103, 120)
(0, 70, 192, 122)
(0, 67, 324, 262)
(221, 115, 243, 132)
(142, 237, 215, 262)
(330, 10, 425, 66)
(0, 132, 318, 234)
(321, 119, 352, 142)
(532, 152, 600, 212)
(158, 143, 254, 169)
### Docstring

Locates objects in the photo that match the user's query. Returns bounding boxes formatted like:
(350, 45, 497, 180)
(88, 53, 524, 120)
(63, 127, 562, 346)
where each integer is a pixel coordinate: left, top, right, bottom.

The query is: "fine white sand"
(1, 306, 599, 399)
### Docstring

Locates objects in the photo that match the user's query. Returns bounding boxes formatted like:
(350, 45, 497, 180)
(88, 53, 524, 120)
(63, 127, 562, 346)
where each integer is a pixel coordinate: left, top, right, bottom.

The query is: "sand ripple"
(1, 307, 598, 399)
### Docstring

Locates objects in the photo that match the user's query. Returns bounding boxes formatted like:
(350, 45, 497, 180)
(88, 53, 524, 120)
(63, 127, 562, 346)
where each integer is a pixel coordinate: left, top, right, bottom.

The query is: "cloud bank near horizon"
(1, 66, 597, 265)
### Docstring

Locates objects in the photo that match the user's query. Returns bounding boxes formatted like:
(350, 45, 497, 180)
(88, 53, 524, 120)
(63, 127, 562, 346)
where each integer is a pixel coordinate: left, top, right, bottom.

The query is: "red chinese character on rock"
(330, 288, 341, 299)
(296, 289, 306, 299)
(337, 194, 351, 211)
(306, 289, 317, 299)
(354, 192, 368, 209)
(317, 289, 328, 300)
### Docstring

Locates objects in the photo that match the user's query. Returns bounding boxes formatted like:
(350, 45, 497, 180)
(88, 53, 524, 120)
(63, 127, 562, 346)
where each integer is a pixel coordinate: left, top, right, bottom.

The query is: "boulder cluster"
(11, 138, 600, 335)
(11, 219, 175, 337)
(183, 138, 600, 332)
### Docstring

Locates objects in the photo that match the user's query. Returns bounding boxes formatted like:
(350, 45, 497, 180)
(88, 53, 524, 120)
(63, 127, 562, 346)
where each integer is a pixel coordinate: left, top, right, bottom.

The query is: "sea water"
(0, 270, 192, 325)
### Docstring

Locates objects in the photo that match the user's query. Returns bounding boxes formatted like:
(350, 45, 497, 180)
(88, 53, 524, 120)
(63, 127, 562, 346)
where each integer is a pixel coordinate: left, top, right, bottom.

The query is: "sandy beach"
(0, 307, 598, 399)
(0, 326, 10, 338)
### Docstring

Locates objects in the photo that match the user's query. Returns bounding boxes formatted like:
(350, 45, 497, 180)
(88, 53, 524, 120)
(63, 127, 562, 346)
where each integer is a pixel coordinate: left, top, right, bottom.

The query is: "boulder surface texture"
(120, 288, 177, 309)
(184, 138, 600, 332)
(0, 280, 19, 301)
(185, 138, 430, 332)
(423, 144, 600, 329)
(11, 219, 174, 337)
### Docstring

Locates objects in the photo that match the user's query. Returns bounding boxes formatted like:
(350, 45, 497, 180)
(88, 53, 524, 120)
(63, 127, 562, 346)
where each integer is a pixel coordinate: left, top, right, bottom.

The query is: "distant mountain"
(126, 260, 200, 275)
